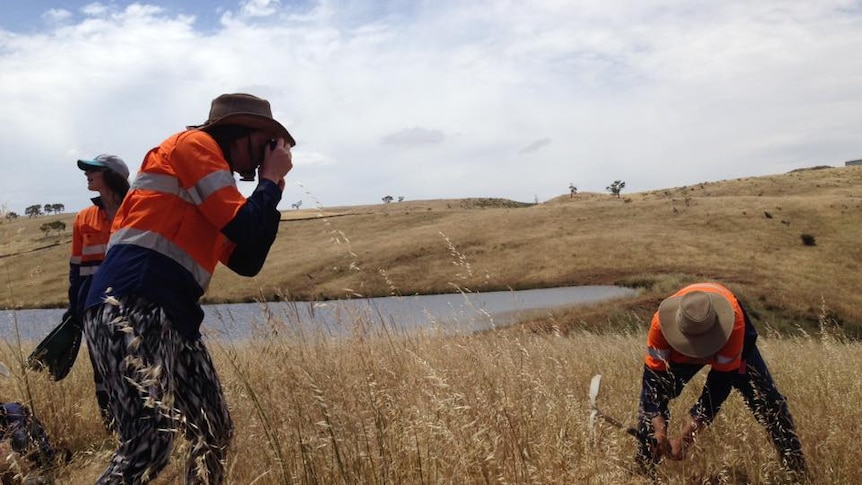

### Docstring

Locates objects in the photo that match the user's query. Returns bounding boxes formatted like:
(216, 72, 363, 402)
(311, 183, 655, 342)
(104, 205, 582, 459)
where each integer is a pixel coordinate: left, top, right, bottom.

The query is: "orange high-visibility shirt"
(644, 282, 745, 372)
(84, 129, 283, 339)
(69, 201, 111, 315)
(108, 129, 244, 286)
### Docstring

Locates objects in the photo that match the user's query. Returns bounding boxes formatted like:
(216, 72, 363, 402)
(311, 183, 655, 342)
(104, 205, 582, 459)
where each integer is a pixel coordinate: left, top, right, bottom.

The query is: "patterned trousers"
(84, 296, 233, 485)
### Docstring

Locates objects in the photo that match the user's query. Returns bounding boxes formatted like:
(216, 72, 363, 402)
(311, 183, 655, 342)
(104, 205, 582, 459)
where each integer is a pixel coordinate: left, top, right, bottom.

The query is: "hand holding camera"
(259, 138, 293, 189)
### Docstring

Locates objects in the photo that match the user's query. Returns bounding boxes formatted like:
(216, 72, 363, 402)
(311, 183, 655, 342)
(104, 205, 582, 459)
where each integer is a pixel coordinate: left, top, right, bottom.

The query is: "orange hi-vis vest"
(644, 282, 746, 373)
(69, 201, 111, 315)
(108, 130, 243, 290)
(71, 204, 110, 277)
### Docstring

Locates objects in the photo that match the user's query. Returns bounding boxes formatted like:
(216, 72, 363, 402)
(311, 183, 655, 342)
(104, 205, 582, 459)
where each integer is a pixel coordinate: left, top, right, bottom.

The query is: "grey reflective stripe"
(132, 172, 182, 197)
(647, 347, 670, 361)
(715, 353, 736, 365)
(133, 171, 235, 206)
(80, 266, 99, 276)
(192, 170, 237, 205)
(70, 256, 82, 264)
(82, 244, 107, 256)
(109, 227, 212, 289)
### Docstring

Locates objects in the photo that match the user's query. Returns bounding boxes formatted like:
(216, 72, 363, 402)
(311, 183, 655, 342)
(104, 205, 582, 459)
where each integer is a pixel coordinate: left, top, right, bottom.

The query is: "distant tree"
(569, 183, 577, 198)
(5, 212, 18, 220)
(51, 203, 65, 214)
(291, 200, 302, 210)
(25, 205, 42, 218)
(382, 195, 394, 204)
(44, 204, 53, 215)
(606, 180, 626, 198)
(398, 196, 405, 202)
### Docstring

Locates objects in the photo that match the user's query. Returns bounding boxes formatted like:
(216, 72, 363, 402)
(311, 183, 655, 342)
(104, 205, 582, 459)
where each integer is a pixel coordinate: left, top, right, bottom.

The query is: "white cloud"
(381, 127, 445, 146)
(80, 2, 109, 17)
(2, 0, 862, 213)
(42, 8, 73, 24)
(238, 0, 282, 19)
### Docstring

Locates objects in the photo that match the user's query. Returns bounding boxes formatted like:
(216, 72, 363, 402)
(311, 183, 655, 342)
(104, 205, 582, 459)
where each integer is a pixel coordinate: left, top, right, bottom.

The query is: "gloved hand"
(27, 311, 83, 380)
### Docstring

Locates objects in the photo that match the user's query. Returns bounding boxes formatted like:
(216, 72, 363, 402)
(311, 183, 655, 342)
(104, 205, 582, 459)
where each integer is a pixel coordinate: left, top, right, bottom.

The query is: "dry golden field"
(0, 165, 860, 483)
(2, 312, 861, 484)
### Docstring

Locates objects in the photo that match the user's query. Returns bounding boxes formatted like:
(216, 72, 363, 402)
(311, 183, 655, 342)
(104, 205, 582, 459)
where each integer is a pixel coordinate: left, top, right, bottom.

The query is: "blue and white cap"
(77, 154, 130, 179)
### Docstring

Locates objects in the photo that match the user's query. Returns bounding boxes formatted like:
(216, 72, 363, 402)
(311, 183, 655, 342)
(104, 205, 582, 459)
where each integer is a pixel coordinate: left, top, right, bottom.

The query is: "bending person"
(636, 282, 806, 478)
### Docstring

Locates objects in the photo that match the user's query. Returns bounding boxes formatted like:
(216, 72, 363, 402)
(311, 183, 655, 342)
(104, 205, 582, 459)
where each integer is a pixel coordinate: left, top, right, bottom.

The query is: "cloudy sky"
(1, 0, 861, 213)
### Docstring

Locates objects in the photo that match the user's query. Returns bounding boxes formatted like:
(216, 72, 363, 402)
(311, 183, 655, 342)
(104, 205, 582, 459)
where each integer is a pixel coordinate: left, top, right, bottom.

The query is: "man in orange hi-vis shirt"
(635, 282, 806, 478)
(82, 93, 295, 485)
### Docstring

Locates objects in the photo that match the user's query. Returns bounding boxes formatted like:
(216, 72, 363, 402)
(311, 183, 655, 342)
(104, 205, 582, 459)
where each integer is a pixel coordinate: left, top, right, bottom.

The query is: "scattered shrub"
(800, 234, 816, 246)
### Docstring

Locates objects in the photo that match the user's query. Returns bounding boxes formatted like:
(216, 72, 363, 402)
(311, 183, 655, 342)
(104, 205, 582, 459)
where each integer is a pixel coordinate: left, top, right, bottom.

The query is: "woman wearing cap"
(71, 155, 130, 322)
(82, 93, 294, 484)
(71, 154, 131, 429)
(635, 282, 806, 478)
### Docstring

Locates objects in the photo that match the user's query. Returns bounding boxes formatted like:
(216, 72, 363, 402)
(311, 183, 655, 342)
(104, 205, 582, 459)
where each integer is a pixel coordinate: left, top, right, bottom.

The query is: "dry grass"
(1, 308, 860, 484)
(2, 166, 860, 335)
(0, 165, 860, 483)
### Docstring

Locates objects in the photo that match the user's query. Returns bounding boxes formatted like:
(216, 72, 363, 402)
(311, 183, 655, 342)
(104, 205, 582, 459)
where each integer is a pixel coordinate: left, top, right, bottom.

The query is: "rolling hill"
(2, 165, 860, 335)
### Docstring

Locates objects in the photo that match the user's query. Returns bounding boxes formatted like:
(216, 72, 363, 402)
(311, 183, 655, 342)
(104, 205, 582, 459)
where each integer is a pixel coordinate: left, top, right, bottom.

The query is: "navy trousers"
(635, 345, 806, 474)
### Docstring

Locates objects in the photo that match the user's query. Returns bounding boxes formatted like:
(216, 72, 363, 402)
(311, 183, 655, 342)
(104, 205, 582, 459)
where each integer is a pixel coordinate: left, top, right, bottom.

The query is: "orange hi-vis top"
(68, 201, 111, 315)
(82, 129, 283, 340)
(644, 282, 745, 373)
(109, 130, 243, 289)
(71, 204, 110, 276)
(84, 129, 283, 339)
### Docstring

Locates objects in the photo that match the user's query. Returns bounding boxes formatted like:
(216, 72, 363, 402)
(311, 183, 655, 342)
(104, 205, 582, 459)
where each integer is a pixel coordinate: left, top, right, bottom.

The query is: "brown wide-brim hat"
(658, 290, 735, 358)
(189, 93, 296, 147)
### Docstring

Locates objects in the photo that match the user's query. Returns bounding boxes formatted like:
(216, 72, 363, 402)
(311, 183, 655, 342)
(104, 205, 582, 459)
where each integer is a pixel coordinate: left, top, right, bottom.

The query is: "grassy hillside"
(1, 166, 861, 484)
(2, 165, 860, 335)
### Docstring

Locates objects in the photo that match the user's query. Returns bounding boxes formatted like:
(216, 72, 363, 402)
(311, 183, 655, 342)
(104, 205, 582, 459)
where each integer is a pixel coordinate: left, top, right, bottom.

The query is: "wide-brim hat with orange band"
(189, 93, 296, 147)
(657, 290, 735, 358)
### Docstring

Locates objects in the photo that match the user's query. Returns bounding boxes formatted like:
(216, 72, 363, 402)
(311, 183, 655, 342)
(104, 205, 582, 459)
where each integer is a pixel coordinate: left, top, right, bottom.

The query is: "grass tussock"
(1, 303, 861, 484)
